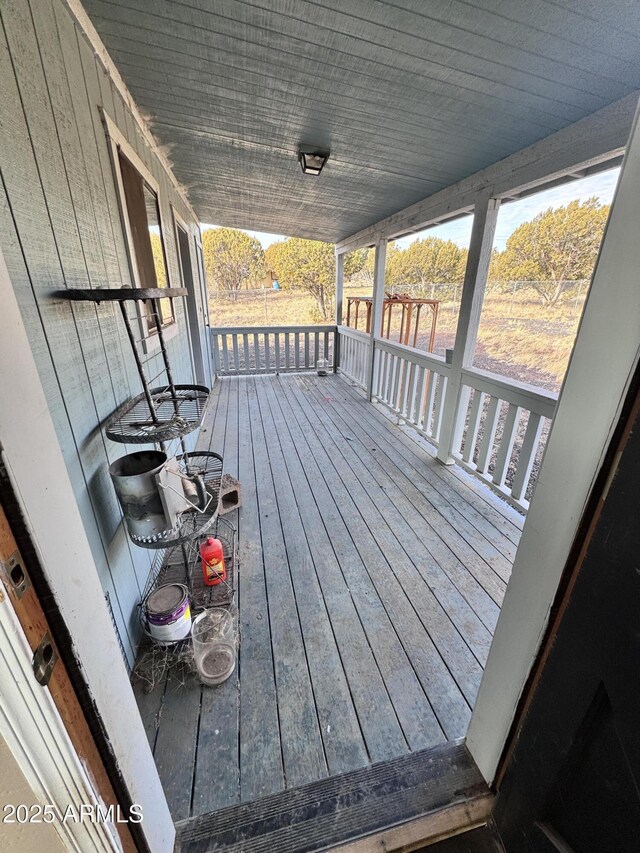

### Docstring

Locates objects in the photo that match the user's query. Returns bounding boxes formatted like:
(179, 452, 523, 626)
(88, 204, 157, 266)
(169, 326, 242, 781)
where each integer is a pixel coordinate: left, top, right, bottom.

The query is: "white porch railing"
(371, 338, 452, 445)
(210, 325, 335, 375)
(209, 322, 557, 512)
(337, 325, 370, 388)
(362, 338, 556, 511)
(450, 367, 557, 509)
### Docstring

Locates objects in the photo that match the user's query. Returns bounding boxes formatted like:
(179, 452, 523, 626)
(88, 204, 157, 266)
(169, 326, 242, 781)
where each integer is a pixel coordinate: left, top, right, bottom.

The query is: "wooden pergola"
(345, 294, 439, 352)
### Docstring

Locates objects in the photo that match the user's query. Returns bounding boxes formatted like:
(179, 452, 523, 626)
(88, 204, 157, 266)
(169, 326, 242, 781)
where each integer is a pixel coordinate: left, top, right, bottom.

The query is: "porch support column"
(436, 197, 500, 464)
(367, 238, 387, 400)
(333, 250, 344, 372)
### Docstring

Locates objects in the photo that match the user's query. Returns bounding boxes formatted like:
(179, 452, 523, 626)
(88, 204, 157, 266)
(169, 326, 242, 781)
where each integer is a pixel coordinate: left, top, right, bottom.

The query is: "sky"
(201, 166, 620, 253)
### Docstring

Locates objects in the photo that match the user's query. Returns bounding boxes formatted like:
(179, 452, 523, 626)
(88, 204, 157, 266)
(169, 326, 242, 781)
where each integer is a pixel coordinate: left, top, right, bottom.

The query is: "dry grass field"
(209, 283, 586, 393)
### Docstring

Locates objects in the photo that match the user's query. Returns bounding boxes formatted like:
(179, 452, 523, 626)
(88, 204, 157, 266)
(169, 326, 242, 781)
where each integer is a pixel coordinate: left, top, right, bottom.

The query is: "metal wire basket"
(106, 384, 209, 444)
(139, 516, 237, 612)
(128, 451, 223, 549)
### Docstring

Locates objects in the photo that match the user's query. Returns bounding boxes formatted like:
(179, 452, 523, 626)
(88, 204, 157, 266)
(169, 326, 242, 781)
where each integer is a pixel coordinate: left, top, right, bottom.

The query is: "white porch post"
(436, 196, 500, 464)
(367, 239, 387, 399)
(334, 251, 345, 372)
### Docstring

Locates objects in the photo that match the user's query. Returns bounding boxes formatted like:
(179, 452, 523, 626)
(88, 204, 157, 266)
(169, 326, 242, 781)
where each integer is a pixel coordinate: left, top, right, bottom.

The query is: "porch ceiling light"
(298, 145, 329, 176)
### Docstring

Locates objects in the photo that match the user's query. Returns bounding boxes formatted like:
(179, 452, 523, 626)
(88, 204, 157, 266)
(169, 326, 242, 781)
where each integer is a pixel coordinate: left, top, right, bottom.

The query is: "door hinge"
(0, 549, 31, 599)
(33, 633, 57, 687)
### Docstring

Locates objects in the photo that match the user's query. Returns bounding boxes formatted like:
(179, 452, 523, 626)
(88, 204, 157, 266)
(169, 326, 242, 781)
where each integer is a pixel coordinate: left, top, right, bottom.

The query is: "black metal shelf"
(56, 287, 187, 302)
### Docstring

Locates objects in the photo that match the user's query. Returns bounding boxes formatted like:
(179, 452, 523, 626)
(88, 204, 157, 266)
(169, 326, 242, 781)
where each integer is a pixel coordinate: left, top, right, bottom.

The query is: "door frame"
(193, 230, 214, 384)
(0, 245, 174, 852)
(0, 564, 120, 851)
(467, 99, 640, 783)
(172, 207, 212, 386)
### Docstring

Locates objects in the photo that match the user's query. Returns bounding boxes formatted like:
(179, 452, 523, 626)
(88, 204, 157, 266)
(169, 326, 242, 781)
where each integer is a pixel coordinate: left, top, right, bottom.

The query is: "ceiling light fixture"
(298, 145, 329, 176)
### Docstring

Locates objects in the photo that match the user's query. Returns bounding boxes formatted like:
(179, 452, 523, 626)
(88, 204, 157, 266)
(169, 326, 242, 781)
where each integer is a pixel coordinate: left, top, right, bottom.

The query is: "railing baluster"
(402, 360, 413, 419)
(414, 366, 427, 428)
(424, 370, 437, 435)
(285, 333, 291, 370)
(383, 352, 393, 404)
(253, 333, 260, 372)
(264, 333, 271, 373)
(373, 347, 381, 397)
(221, 334, 229, 374)
(304, 332, 310, 368)
(493, 403, 522, 488)
(511, 412, 543, 502)
(295, 333, 300, 369)
(324, 331, 329, 362)
(389, 354, 398, 405)
(432, 375, 447, 441)
(242, 333, 250, 373)
(476, 396, 500, 474)
(232, 334, 239, 373)
(211, 333, 221, 376)
(314, 332, 319, 369)
(275, 333, 280, 372)
(393, 355, 402, 410)
(462, 389, 485, 464)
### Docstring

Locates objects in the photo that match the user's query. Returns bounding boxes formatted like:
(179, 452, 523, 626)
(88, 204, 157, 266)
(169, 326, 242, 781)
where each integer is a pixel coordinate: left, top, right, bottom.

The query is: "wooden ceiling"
(83, 0, 640, 242)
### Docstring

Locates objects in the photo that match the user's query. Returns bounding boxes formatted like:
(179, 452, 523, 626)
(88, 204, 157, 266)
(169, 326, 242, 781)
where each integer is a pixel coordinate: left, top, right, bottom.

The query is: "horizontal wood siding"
(0, 0, 200, 666)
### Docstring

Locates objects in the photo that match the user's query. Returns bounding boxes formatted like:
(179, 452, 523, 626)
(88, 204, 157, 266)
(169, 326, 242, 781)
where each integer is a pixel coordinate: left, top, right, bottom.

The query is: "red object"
(200, 537, 226, 586)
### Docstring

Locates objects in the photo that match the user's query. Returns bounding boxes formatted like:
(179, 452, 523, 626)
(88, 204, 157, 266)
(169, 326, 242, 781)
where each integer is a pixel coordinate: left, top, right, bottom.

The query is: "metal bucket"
(144, 583, 191, 645)
(109, 450, 172, 542)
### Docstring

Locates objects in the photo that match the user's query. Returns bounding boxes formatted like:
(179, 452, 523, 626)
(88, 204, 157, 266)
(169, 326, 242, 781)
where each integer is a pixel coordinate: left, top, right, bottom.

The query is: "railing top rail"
(210, 324, 336, 335)
(337, 325, 370, 341)
(461, 365, 558, 419)
(373, 336, 451, 374)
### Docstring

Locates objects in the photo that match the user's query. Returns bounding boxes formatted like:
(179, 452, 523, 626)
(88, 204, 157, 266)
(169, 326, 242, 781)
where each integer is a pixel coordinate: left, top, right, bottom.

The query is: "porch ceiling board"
(82, 0, 640, 241)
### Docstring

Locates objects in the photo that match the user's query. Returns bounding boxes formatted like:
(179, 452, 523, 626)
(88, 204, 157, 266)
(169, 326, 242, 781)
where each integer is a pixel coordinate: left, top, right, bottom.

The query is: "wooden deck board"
(192, 377, 240, 815)
(247, 378, 329, 787)
(254, 378, 371, 775)
(134, 373, 520, 820)
(259, 376, 427, 760)
(235, 378, 285, 804)
(293, 377, 504, 624)
(277, 377, 472, 739)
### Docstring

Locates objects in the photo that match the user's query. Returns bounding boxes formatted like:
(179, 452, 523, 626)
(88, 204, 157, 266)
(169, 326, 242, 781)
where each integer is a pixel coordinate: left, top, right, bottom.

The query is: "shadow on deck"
(133, 372, 522, 823)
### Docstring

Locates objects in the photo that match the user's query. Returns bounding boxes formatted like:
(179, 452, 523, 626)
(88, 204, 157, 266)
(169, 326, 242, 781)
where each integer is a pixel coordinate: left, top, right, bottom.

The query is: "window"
(103, 111, 176, 347)
(117, 150, 174, 331)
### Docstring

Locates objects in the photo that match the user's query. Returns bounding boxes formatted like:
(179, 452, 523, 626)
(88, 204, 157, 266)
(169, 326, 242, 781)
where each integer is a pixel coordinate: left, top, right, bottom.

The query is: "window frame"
(102, 110, 177, 353)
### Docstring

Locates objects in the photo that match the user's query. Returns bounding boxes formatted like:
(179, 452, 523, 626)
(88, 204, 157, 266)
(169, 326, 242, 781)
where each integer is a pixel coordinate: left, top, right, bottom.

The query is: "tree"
(360, 243, 403, 286)
(201, 227, 264, 294)
(265, 238, 365, 320)
(489, 198, 609, 307)
(393, 237, 467, 295)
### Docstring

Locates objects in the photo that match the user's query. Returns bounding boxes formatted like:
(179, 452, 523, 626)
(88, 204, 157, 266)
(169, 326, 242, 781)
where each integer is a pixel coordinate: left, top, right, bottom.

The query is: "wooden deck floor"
(133, 373, 522, 822)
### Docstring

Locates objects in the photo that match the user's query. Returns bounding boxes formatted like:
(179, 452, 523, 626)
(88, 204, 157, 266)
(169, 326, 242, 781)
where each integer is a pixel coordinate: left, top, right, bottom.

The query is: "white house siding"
(0, 0, 203, 666)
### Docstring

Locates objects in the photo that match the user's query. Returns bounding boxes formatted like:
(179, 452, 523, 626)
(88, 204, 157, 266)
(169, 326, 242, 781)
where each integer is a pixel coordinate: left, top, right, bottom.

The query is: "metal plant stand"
(60, 288, 235, 689)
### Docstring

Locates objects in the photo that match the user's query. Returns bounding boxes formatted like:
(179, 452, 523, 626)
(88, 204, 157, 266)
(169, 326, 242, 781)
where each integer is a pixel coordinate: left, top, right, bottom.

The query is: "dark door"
(494, 378, 640, 852)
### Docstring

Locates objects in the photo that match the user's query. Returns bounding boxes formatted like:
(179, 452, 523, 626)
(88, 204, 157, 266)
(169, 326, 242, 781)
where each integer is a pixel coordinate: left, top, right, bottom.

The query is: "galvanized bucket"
(109, 450, 172, 542)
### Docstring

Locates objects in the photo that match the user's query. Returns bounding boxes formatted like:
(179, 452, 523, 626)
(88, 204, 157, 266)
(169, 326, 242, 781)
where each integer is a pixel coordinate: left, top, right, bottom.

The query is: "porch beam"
(334, 251, 345, 373)
(436, 197, 501, 465)
(335, 93, 636, 254)
(366, 239, 387, 399)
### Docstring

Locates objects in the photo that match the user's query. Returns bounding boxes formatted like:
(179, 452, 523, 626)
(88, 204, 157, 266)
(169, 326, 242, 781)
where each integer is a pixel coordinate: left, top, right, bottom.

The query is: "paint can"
(144, 583, 191, 644)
